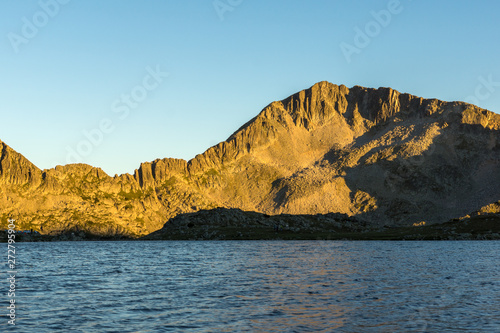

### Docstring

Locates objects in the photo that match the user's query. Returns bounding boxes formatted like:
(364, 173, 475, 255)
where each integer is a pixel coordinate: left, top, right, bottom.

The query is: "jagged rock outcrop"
(134, 158, 187, 187)
(0, 140, 42, 186)
(1, 82, 499, 236)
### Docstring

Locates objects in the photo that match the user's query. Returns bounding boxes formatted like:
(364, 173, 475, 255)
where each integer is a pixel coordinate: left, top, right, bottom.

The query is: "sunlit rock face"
(1, 82, 499, 236)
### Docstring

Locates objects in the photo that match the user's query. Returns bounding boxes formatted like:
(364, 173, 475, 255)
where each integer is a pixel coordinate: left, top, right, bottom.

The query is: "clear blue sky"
(1, 0, 499, 176)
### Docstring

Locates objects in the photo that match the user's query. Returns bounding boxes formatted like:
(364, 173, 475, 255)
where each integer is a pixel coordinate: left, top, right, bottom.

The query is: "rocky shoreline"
(0, 230, 132, 242)
(3, 207, 499, 242)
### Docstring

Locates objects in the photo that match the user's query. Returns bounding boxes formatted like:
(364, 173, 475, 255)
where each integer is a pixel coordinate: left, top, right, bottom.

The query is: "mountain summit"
(1, 82, 499, 236)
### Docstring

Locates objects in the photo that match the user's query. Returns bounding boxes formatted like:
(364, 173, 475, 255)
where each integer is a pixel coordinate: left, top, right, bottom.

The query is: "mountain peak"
(187, 81, 500, 175)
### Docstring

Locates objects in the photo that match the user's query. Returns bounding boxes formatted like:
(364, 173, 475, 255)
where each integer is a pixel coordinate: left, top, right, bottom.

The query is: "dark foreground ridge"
(141, 208, 500, 241)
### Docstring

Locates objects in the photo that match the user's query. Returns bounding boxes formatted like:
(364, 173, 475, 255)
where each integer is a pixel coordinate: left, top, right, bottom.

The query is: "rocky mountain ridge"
(1, 81, 499, 237)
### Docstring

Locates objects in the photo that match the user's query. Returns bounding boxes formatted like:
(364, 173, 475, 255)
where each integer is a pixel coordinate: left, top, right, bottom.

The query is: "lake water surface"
(4, 241, 500, 332)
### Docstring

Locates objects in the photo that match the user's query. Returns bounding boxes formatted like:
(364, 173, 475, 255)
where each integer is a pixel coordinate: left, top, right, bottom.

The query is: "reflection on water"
(6, 241, 500, 332)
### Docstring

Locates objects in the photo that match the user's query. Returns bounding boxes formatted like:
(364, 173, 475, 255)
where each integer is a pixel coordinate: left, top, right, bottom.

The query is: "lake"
(4, 241, 500, 332)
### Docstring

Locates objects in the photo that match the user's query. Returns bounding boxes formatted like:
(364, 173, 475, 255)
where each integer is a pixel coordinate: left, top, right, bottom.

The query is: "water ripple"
(3, 240, 499, 332)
